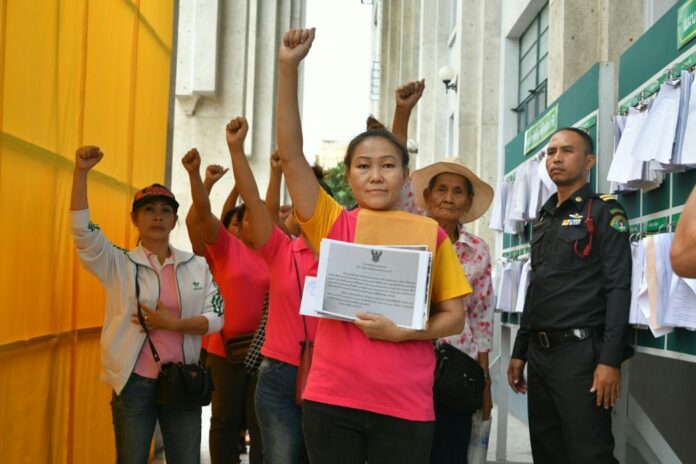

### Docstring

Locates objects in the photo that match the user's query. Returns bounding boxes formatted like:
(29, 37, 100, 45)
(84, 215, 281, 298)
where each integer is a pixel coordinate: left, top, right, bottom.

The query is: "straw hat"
(411, 157, 494, 223)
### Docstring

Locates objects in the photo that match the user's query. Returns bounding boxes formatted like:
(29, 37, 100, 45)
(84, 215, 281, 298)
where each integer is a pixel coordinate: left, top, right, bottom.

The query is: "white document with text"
(310, 239, 432, 330)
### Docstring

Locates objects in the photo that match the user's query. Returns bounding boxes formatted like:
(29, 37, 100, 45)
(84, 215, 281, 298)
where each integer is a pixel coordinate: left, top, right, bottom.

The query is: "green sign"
(524, 104, 558, 155)
(678, 0, 696, 49)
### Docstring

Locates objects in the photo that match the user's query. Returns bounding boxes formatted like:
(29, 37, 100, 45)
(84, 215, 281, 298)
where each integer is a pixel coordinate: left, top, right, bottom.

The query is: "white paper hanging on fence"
(607, 108, 648, 184)
(489, 180, 508, 232)
(629, 241, 649, 325)
(495, 261, 513, 312)
(631, 83, 680, 165)
(664, 275, 696, 329)
(514, 260, 532, 313)
(678, 70, 696, 166)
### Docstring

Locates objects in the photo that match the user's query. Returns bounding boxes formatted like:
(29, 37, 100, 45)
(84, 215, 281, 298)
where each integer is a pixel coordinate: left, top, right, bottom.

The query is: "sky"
(301, 0, 373, 161)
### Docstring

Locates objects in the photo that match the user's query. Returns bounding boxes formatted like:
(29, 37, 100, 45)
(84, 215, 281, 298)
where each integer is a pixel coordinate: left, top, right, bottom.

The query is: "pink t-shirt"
(299, 190, 471, 421)
(256, 225, 318, 366)
(133, 249, 184, 379)
(204, 224, 269, 358)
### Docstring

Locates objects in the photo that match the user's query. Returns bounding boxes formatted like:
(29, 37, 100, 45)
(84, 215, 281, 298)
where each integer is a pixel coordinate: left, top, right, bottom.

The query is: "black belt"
(530, 328, 595, 349)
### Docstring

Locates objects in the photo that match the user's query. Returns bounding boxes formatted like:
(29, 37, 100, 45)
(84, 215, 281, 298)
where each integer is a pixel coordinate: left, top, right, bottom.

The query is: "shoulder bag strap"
(135, 264, 161, 364)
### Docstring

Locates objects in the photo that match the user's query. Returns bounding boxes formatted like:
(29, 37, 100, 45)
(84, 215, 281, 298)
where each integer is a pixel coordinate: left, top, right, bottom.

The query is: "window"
(515, 4, 549, 133)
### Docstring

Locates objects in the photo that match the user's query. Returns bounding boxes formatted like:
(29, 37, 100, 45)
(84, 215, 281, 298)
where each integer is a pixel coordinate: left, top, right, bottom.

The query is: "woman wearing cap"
(276, 29, 471, 463)
(70, 146, 224, 463)
(409, 160, 495, 463)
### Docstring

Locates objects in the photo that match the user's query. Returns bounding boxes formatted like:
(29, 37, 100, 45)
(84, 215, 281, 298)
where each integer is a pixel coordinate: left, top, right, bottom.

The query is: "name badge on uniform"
(562, 214, 583, 227)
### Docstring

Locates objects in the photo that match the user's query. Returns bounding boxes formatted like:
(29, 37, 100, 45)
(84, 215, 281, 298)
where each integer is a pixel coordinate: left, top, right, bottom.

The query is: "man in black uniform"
(507, 127, 631, 463)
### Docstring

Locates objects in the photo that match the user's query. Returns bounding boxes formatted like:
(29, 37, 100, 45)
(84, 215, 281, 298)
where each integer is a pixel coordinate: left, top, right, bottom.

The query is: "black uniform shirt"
(512, 183, 632, 367)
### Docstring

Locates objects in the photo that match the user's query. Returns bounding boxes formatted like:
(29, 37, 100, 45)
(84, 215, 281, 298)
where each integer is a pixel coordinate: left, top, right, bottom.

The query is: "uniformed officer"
(507, 127, 632, 463)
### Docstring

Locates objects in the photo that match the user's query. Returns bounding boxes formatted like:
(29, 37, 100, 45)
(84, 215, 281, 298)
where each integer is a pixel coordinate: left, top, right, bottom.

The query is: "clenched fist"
(395, 79, 425, 111)
(278, 28, 315, 67)
(205, 164, 229, 185)
(181, 148, 201, 174)
(226, 117, 249, 150)
(75, 145, 104, 171)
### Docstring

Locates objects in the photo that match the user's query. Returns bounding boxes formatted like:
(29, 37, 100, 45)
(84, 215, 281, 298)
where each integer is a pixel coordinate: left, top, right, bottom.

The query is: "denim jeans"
(207, 353, 263, 464)
(430, 403, 473, 463)
(302, 400, 434, 464)
(254, 358, 307, 464)
(111, 373, 201, 464)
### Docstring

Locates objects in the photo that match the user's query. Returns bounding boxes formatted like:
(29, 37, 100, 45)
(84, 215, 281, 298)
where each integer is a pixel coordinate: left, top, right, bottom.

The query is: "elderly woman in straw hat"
(406, 157, 495, 463)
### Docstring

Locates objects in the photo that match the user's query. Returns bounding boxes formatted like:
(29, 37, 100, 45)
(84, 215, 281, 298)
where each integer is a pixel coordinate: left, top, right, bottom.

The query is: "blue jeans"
(111, 373, 201, 464)
(254, 358, 307, 464)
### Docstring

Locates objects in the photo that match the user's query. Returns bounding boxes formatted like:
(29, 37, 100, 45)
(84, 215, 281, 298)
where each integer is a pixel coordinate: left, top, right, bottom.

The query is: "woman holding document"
(276, 28, 472, 463)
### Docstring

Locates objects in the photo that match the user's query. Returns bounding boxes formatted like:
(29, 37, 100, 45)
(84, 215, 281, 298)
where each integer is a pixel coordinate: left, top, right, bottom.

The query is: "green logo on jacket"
(211, 282, 223, 316)
(192, 281, 202, 290)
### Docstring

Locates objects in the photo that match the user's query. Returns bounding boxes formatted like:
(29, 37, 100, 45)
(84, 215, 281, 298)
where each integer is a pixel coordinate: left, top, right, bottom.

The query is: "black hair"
(222, 205, 240, 229)
(553, 127, 594, 155)
(312, 163, 335, 197)
(427, 172, 474, 198)
(222, 204, 247, 229)
(343, 129, 409, 169)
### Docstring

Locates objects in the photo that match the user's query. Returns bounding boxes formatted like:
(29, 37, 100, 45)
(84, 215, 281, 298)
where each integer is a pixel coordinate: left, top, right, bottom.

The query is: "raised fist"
(75, 145, 103, 171)
(205, 164, 229, 185)
(181, 148, 201, 174)
(278, 28, 315, 66)
(226, 116, 249, 149)
(395, 79, 425, 110)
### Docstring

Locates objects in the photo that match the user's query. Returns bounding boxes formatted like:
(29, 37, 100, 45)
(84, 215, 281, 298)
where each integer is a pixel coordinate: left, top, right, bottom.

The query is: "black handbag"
(155, 361, 213, 406)
(224, 332, 255, 364)
(433, 342, 485, 413)
(135, 265, 213, 407)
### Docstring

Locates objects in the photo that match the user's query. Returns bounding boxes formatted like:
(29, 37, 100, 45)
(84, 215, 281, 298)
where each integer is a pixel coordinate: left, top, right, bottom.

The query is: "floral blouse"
(401, 181, 494, 359)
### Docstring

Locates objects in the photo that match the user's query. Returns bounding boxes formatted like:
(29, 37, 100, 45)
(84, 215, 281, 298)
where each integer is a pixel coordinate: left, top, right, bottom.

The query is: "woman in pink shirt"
(184, 151, 269, 464)
(276, 29, 471, 464)
(224, 116, 338, 464)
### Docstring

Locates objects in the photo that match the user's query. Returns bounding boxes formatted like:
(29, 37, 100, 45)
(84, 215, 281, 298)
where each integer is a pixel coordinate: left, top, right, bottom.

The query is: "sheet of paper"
(299, 276, 351, 321)
(607, 108, 648, 184)
(495, 262, 513, 312)
(637, 236, 673, 337)
(314, 239, 432, 329)
(664, 275, 696, 329)
(632, 83, 680, 164)
(629, 241, 649, 325)
(514, 261, 532, 313)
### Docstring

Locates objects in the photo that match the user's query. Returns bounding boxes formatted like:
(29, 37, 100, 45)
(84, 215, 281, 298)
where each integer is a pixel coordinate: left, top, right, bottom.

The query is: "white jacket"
(71, 209, 224, 394)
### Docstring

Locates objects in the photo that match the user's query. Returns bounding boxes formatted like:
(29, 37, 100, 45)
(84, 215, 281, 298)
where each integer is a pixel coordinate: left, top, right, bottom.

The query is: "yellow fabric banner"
(0, 1, 174, 461)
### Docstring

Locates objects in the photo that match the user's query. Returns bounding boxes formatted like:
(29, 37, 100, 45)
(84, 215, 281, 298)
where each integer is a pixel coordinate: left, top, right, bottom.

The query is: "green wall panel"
(673, 170, 696, 205)
(666, 329, 696, 356)
(642, 177, 672, 215)
(619, 1, 696, 99)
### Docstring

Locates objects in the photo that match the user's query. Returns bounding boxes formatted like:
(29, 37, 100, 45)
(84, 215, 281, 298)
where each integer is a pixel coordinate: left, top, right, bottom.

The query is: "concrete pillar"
(547, 0, 642, 102)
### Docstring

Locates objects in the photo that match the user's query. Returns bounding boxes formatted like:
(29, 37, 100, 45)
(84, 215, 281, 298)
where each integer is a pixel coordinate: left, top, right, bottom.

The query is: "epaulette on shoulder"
(598, 194, 617, 202)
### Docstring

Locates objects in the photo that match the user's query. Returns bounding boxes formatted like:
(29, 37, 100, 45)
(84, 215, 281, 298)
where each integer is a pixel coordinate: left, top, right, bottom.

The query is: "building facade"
(169, 0, 306, 250)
